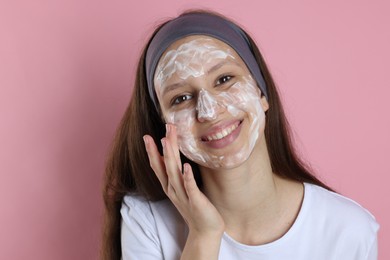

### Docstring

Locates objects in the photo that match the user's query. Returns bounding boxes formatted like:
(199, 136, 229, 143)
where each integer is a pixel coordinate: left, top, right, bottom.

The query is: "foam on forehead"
(155, 38, 235, 85)
(145, 12, 268, 108)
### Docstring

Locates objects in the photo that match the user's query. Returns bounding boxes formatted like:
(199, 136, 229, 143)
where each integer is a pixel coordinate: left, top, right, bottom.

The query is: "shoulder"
(121, 194, 186, 259)
(120, 195, 159, 243)
(121, 194, 178, 230)
(122, 194, 150, 212)
(121, 194, 186, 241)
(305, 183, 379, 237)
(121, 195, 153, 224)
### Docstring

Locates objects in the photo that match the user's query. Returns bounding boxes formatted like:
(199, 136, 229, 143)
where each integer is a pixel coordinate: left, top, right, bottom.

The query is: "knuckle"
(166, 185, 182, 204)
(166, 183, 176, 197)
(149, 160, 161, 173)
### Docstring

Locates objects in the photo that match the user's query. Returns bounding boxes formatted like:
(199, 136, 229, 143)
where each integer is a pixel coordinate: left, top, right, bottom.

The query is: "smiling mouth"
(201, 121, 242, 142)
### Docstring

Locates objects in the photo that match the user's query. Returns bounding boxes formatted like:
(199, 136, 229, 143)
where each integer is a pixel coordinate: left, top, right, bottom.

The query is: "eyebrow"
(207, 59, 242, 74)
(207, 60, 229, 74)
(161, 82, 185, 97)
(161, 60, 241, 96)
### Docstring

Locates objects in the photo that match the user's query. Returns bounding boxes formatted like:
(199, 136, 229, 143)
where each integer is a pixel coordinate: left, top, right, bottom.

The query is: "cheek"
(215, 80, 263, 117)
(166, 109, 196, 139)
(166, 109, 201, 160)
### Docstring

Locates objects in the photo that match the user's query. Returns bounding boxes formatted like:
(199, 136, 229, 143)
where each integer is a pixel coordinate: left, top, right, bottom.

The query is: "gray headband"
(145, 12, 268, 108)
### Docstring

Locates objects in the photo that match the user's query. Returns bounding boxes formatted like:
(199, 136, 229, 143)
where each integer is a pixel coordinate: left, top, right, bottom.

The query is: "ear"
(260, 95, 269, 112)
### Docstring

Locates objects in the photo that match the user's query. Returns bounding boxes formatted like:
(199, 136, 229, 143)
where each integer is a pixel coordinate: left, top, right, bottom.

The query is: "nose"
(196, 89, 222, 122)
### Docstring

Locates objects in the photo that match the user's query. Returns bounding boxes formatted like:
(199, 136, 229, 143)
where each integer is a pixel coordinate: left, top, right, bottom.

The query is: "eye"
(172, 94, 193, 105)
(216, 75, 233, 85)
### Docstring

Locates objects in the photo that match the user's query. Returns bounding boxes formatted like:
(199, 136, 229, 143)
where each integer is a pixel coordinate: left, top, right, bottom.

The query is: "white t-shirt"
(120, 183, 379, 259)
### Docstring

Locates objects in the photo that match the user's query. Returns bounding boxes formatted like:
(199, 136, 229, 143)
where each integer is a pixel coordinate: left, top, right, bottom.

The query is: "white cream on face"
(155, 38, 235, 86)
(154, 37, 266, 169)
(196, 88, 220, 121)
(166, 77, 265, 168)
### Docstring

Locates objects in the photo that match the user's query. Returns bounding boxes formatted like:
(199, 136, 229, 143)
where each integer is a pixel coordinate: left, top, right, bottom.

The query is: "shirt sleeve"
(366, 235, 378, 260)
(120, 196, 163, 260)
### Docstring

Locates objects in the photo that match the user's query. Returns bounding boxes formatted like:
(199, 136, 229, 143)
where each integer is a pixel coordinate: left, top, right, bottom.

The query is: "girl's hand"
(143, 124, 225, 238)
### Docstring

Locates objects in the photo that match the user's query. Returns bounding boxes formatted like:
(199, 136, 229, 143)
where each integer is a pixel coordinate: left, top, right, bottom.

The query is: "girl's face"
(154, 36, 268, 169)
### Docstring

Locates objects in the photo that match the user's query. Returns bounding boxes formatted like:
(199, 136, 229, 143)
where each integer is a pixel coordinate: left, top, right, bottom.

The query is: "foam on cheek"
(232, 77, 265, 158)
(205, 76, 265, 168)
(165, 95, 221, 165)
(166, 108, 206, 163)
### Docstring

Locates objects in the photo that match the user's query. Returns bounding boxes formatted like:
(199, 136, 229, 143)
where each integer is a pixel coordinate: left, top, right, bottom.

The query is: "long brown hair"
(101, 9, 332, 260)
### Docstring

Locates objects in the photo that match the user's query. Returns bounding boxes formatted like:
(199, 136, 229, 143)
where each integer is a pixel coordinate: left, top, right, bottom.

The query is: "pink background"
(1, 0, 389, 259)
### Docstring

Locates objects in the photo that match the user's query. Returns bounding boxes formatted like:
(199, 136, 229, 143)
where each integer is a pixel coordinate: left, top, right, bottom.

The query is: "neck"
(200, 136, 277, 218)
(199, 136, 303, 244)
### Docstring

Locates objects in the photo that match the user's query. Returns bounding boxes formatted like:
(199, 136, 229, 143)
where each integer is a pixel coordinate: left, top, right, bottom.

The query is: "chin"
(185, 149, 252, 169)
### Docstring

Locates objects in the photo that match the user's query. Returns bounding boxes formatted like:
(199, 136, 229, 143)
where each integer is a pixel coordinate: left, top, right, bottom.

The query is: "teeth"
(222, 129, 228, 137)
(205, 123, 239, 141)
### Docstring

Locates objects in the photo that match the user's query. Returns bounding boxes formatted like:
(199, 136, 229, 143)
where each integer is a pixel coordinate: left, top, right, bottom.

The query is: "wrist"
(188, 228, 224, 241)
(181, 231, 223, 260)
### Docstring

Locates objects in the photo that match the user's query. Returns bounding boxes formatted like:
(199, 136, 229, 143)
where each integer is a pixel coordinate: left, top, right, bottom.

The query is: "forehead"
(158, 35, 239, 64)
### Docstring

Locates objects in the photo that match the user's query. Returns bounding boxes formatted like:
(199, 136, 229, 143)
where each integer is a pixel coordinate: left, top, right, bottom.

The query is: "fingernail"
(166, 124, 170, 134)
(161, 139, 166, 149)
(143, 136, 148, 145)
